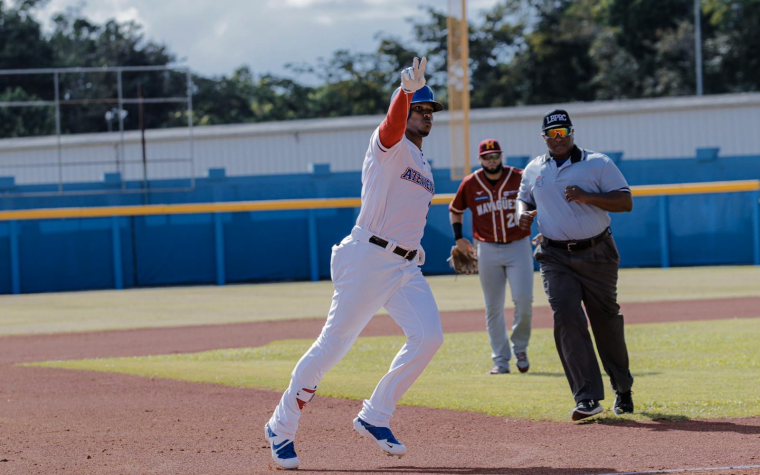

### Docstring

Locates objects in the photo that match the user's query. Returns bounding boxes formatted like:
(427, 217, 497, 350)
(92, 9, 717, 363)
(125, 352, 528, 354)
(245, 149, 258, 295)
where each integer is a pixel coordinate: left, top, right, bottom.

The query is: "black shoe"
(571, 399, 604, 421)
(515, 352, 530, 373)
(613, 390, 634, 415)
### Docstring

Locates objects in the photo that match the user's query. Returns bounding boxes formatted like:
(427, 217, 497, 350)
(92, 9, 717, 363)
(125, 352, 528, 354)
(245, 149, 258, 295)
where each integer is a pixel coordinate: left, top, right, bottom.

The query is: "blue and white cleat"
(264, 423, 300, 470)
(352, 417, 407, 458)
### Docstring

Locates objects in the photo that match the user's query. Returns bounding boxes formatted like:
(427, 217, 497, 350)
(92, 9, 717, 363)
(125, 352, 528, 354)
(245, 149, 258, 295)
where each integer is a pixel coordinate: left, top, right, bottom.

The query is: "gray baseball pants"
(534, 236, 634, 402)
(477, 237, 534, 370)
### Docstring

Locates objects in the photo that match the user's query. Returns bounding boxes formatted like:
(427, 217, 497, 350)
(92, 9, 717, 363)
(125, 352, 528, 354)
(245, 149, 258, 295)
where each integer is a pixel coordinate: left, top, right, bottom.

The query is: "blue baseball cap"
(391, 85, 444, 112)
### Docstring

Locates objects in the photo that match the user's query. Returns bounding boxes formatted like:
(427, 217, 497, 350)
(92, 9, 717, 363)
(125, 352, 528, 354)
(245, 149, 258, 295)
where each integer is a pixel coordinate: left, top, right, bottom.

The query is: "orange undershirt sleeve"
(378, 88, 412, 149)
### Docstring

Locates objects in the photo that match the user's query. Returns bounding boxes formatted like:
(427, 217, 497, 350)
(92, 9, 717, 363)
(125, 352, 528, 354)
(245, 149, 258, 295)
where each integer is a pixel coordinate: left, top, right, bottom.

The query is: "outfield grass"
(2, 266, 759, 336)
(30, 318, 760, 421)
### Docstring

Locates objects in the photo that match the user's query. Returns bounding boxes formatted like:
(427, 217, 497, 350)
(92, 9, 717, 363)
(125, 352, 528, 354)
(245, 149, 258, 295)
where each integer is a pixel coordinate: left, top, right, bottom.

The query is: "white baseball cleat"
(353, 417, 407, 458)
(264, 423, 300, 470)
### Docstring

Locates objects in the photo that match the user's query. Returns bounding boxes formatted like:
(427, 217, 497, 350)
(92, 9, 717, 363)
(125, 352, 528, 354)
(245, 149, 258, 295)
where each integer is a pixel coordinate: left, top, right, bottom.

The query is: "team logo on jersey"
(476, 198, 518, 216)
(476, 191, 484, 195)
(400, 167, 435, 195)
(536, 175, 543, 187)
(474, 195, 489, 201)
(503, 190, 518, 196)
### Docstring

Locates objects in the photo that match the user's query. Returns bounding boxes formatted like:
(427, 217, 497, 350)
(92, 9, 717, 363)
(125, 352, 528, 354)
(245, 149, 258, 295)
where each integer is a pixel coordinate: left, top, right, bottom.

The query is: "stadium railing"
(0, 180, 758, 294)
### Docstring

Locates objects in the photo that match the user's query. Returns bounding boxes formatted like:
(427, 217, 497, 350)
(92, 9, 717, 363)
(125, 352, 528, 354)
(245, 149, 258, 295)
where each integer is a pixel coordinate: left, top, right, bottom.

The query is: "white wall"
(1, 92, 758, 185)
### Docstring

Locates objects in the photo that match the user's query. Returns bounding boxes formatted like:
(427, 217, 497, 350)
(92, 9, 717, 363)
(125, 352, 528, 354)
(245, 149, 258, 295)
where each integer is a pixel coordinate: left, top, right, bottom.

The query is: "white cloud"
(271, 0, 352, 7)
(32, 0, 147, 31)
(214, 19, 229, 38)
(112, 6, 143, 25)
(313, 15, 334, 26)
(23, 0, 500, 79)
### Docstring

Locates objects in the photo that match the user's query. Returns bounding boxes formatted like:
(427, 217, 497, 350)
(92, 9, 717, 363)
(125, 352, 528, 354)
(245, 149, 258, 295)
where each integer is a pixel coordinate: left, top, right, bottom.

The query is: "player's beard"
(481, 162, 503, 174)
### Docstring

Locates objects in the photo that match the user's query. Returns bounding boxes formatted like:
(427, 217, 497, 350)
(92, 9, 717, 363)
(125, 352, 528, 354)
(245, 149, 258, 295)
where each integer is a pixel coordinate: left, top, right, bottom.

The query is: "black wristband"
(452, 222, 463, 241)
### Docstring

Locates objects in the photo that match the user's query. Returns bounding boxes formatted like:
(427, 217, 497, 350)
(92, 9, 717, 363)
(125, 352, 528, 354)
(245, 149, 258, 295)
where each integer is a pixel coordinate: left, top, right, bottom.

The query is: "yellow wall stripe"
(0, 180, 757, 221)
(627, 180, 760, 197)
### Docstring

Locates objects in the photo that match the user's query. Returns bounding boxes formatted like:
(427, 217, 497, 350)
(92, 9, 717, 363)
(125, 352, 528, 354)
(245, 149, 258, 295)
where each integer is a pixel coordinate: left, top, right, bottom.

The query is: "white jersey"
(355, 127, 435, 249)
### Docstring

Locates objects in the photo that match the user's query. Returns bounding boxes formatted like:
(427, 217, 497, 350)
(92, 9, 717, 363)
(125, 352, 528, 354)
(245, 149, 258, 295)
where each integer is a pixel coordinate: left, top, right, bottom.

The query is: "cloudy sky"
(30, 0, 500, 80)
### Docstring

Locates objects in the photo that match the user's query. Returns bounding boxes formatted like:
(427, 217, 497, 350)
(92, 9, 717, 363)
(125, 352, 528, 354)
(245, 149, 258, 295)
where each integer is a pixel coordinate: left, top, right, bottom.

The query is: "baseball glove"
(447, 246, 478, 275)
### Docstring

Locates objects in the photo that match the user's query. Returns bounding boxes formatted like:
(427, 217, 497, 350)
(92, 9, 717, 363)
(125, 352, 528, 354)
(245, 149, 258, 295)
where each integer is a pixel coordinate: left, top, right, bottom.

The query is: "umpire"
(517, 109, 635, 421)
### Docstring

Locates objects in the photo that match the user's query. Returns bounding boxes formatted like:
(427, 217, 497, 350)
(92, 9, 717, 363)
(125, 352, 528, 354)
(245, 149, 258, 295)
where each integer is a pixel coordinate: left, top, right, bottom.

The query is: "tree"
(48, 12, 179, 134)
(0, 86, 55, 137)
(591, 0, 698, 98)
(0, 0, 56, 138)
(188, 67, 258, 126)
(3, 0, 760, 140)
(466, 1, 524, 108)
(703, 0, 760, 93)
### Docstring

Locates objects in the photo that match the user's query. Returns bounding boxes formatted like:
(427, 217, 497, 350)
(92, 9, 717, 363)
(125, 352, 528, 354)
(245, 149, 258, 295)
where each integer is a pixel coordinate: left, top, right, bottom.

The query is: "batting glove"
(400, 57, 427, 94)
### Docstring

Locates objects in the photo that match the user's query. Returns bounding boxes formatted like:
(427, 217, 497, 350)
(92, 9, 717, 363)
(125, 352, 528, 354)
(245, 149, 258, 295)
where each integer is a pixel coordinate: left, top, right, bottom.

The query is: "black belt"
(368, 235, 418, 260)
(544, 228, 611, 252)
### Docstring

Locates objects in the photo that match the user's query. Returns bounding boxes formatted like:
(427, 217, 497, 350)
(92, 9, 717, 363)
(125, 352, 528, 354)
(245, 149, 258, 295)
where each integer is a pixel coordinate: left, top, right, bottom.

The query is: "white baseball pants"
(268, 226, 443, 440)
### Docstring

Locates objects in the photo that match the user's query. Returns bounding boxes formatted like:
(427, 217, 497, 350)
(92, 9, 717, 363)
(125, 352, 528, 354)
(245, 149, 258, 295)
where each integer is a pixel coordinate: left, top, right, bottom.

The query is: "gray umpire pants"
(477, 237, 534, 369)
(534, 236, 634, 402)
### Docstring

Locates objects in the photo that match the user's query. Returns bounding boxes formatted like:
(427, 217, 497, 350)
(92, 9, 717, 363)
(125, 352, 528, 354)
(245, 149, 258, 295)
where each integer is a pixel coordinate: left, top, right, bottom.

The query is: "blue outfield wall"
(0, 152, 759, 294)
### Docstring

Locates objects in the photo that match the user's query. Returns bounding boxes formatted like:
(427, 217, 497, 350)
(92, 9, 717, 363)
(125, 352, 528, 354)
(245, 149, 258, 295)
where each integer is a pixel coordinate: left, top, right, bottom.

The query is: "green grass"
(1, 266, 759, 336)
(30, 318, 760, 421)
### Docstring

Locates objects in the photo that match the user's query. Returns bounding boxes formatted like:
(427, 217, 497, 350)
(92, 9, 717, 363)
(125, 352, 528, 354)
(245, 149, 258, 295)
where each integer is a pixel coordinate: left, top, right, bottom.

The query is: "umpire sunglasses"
(544, 127, 572, 139)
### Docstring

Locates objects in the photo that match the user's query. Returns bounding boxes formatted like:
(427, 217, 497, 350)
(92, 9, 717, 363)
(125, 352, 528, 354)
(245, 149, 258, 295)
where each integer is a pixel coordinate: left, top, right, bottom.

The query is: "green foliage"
(703, 0, 760, 93)
(32, 318, 760, 421)
(0, 0, 55, 133)
(1, 0, 759, 138)
(0, 86, 55, 137)
(0, 0, 180, 137)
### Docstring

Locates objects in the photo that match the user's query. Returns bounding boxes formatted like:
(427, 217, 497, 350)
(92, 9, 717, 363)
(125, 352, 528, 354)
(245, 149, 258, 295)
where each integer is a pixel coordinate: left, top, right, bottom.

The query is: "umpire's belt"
(369, 235, 418, 260)
(544, 227, 611, 252)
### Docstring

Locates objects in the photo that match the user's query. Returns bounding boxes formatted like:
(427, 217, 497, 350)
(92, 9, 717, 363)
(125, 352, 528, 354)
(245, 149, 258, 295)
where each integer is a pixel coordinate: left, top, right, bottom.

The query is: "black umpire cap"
(542, 109, 573, 131)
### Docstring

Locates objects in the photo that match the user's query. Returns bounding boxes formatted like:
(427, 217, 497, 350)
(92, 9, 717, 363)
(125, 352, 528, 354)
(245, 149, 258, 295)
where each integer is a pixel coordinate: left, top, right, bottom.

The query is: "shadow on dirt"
(303, 467, 615, 474)
(586, 414, 760, 434)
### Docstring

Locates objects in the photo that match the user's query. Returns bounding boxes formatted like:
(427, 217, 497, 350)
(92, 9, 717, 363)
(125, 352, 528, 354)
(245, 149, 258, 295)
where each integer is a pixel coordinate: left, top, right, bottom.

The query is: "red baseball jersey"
(449, 167, 531, 243)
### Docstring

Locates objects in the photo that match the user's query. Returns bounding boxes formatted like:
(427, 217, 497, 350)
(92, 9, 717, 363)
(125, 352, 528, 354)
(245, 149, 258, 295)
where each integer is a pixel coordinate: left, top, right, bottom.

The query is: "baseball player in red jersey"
(264, 57, 444, 470)
(449, 139, 534, 375)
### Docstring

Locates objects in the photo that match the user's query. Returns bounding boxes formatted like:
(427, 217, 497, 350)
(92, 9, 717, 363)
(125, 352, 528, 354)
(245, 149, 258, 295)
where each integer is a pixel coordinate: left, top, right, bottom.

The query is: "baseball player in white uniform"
(265, 57, 444, 470)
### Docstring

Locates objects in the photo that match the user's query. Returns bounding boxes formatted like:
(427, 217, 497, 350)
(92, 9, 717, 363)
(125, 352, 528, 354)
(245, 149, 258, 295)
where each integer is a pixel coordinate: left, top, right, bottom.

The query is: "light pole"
(105, 108, 128, 169)
(105, 110, 113, 132)
(105, 108, 128, 133)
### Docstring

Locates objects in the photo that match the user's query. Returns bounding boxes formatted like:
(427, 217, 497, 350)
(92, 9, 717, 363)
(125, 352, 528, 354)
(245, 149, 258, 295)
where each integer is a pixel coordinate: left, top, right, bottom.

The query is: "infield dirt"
(1, 297, 759, 474)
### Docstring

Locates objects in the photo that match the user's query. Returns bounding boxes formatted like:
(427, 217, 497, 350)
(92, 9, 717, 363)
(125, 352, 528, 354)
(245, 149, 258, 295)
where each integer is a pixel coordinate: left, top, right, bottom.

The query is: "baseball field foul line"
(584, 464, 760, 475)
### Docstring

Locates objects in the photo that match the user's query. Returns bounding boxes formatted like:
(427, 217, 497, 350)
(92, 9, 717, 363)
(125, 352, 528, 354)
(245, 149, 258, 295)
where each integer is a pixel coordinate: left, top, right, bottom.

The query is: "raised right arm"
(378, 89, 412, 149)
(379, 56, 428, 149)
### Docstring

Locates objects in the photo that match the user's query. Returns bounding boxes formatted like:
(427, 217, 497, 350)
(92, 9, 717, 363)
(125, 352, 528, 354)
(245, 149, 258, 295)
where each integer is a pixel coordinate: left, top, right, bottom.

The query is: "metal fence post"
(308, 209, 319, 282)
(214, 212, 226, 286)
(117, 69, 126, 192)
(53, 72, 63, 193)
(10, 220, 20, 294)
(186, 70, 196, 190)
(752, 190, 760, 266)
(111, 216, 124, 290)
(659, 195, 670, 268)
